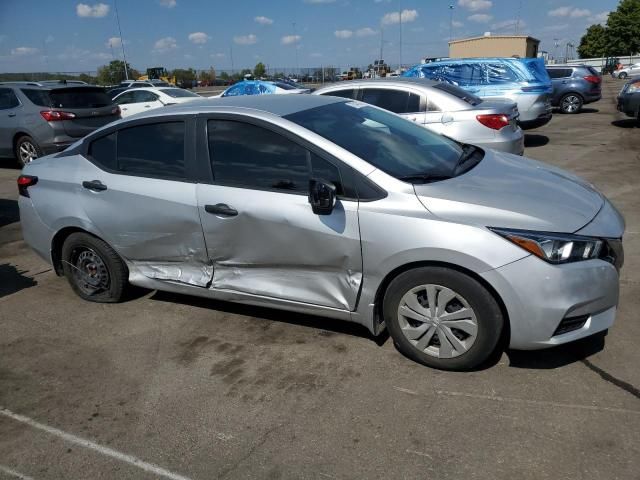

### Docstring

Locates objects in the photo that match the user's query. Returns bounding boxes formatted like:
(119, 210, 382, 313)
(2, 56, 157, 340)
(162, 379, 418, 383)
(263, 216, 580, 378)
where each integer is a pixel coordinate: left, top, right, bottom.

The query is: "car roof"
(114, 86, 181, 95)
(130, 94, 347, 119)
(320, 77, 439, 88)
(0, 82, 103, 91)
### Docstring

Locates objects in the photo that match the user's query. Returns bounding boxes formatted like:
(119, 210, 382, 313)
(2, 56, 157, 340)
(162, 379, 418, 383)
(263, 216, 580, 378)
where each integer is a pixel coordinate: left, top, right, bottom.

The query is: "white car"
(613, 63, 640, 79)
(113, 87, 201, 118)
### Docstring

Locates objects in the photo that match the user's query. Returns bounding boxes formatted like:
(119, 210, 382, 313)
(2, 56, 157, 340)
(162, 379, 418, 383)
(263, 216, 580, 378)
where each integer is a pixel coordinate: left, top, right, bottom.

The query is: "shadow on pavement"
(524, 134, 550, 148)
(150, 290, 389, 346)
(0, 199, 19, 228)
(0, 263, 37, 298)
(611, 119, 639, 129)
(506, 331, 606, 369)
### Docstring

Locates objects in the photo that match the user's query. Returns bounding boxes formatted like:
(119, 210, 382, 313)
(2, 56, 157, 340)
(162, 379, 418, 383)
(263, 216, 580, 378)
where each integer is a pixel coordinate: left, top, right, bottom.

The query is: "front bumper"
(481, 255, 620, 350)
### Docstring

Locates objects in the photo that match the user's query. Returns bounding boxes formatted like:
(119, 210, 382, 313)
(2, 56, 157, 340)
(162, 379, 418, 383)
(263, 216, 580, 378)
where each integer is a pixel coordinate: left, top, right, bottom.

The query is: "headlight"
(628, 83, 640, 93)
(490, 228, 603, 264)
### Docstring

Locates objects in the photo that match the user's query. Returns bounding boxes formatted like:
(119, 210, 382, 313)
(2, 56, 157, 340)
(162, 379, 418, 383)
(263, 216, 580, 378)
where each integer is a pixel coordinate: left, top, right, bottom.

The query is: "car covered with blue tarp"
(402, 57, 553, 129)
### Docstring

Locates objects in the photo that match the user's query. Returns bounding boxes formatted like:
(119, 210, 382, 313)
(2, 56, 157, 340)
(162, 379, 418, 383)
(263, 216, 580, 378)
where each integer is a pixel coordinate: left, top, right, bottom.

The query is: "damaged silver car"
(19, 95, 624, 370)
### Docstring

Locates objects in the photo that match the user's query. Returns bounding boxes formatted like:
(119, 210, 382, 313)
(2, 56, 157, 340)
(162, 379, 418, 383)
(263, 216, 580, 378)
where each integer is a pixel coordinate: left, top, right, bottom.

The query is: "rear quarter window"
(21, 89, 52, 107)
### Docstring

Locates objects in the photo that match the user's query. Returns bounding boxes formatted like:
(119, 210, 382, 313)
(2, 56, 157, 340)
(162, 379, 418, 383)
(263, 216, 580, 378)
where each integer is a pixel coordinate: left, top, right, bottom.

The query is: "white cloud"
(548, 6, 591, 18)
(160, 0, 176, 7)
(458, 0, 492, 12)
(588, 11, 609, 25)
(76, 3, 110, 18)
(281, 34, 301, 45)
(106, 36, 125, 48)
(210, 52, 225, 58)
(452, 20, 464, 28)
(356, 27, 377, 37)
(11, 46, 39, 56)
(153, 36, 178, 52)
(234, 34, 258, 45)
(381, 9, 418, 25)
(254, 16, 274, 25)
(468, 13, 492, 23)
(303, 0, 336, 3)
(188, 32, 210, 44)
(334, 29, 353, 39)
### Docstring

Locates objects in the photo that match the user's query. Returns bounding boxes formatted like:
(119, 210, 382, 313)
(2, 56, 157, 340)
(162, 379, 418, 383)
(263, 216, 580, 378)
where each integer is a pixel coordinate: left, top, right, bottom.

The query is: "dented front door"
(197, 184, 363, 311)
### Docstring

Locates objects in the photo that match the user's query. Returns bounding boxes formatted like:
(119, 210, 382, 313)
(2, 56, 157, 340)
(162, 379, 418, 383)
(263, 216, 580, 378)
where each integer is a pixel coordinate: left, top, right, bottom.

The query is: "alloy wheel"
(562, 95, 581, 113)
(19, 141, 39, 164)
(397, 284, 478, 359)
(70, 247, 111, 296)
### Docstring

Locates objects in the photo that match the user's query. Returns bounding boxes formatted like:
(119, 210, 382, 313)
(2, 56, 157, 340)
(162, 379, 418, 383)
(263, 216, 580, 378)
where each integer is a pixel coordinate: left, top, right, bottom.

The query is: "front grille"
(553, 315, 589, 336)
(599, 239, 624, 271)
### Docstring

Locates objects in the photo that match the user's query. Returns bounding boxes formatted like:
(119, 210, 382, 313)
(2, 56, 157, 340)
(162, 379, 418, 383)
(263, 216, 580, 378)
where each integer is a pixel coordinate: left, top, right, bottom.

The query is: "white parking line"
(0, 465, 35, 480)
(0, 408, 193, 480)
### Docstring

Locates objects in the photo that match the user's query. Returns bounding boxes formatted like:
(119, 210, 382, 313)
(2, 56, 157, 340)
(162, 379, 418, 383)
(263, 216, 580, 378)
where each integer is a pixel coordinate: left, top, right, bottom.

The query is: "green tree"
(605, 0, 640, 56)
(96, 60, 137, 85)
(253, 62, 266, 78)
(578, 24, 608, 58)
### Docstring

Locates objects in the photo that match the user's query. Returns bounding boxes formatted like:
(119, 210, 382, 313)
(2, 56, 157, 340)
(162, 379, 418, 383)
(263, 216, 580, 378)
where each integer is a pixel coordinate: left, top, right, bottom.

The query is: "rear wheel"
(61, 232, 128, 303)
(14, 135, 43, 167)
(560, 93, 583, 114)
(383, 267, 504, 371)
(619, 72, 628, 80)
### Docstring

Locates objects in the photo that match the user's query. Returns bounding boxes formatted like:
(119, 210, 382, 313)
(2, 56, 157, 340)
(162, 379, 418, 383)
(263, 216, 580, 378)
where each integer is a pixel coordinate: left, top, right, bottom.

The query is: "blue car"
(220, 80, 309, 97)
(403, 57, 553, 129)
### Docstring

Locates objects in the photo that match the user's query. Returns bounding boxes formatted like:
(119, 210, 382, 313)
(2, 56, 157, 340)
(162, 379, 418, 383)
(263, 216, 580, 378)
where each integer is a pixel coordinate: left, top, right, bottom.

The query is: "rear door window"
(0, 88, 20, 109)
(547, 69, 572, 79)
(88, 122, 186, 179)
(49, 88, 112, 108)
(114, 92, 136, 105)
(361, 88, 421, 114)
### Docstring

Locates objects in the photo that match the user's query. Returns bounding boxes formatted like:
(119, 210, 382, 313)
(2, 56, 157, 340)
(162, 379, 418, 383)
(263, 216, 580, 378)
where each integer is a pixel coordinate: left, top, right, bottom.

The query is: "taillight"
(40, 110, 76, 121)
(112, 106, 120, 116)
(476, 114, 510, 130)
(584, 75, 601, 84)
(17, 175, 38, 197)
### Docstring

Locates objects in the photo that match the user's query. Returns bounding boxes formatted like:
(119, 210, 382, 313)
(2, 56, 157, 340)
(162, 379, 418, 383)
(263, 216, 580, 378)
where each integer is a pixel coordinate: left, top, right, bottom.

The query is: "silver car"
(314, 78, 524, 155)
(18, 95, 624, 370)
(612, 63, 640, 79)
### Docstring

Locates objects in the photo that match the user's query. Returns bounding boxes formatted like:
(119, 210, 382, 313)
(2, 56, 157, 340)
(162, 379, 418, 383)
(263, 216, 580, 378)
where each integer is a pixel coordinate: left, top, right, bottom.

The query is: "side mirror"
(441, 112, 454, 124)
(308, 178, 336, 215)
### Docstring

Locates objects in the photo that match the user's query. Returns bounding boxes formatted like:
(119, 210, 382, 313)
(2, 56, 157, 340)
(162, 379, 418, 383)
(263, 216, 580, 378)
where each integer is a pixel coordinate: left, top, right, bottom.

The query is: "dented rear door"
(197, 118, 362, 311)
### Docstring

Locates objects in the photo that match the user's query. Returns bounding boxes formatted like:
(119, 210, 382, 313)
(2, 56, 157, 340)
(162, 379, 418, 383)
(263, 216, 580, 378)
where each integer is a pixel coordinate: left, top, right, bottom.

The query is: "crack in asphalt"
(581, 358, 640, 400)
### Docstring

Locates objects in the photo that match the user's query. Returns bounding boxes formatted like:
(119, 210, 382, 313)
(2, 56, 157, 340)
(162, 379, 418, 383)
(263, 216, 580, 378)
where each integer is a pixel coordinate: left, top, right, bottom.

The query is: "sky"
(0, 0, 621, 73)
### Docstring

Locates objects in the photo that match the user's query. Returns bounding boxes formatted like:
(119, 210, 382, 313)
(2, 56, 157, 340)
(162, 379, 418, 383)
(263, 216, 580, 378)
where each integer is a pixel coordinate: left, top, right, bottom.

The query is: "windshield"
(285, 101, 467, 179)
(160, 88, 200, 98)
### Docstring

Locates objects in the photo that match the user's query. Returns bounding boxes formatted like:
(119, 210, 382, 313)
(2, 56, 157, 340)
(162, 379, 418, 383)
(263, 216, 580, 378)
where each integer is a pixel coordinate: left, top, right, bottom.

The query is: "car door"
(0, 88, 21, 157)
(631, 64, 640, 76)
(196, 117, 363, 311)
(360, 87, 425, 123)
(78, 117, 211, 286)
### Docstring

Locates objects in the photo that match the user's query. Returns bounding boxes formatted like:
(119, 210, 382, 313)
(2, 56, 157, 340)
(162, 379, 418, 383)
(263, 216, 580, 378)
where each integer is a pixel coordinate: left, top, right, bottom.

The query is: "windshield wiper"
(398, 174, 453, 184)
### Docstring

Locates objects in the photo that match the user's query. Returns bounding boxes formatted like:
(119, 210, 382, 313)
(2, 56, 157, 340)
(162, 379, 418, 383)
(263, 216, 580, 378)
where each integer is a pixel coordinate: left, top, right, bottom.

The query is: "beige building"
(449, 35, 540, 59)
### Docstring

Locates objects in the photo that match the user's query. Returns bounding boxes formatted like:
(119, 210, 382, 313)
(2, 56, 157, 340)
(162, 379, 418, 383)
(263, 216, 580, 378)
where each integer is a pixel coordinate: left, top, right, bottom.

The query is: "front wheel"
(560, 94, 583, 114)
(383, 267, 504, 371)
(619, 72, 628, 80)
(61, 232, 128, 303)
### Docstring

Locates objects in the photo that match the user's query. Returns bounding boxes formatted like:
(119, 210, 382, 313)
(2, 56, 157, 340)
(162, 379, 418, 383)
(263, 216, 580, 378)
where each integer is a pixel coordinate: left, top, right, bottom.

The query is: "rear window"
(49, 88, 112, 108)
(21, 89, 52, 107)
(586, 66, 600, 76)
(159, 88, 200, 98)
(432, 83, 482, 106)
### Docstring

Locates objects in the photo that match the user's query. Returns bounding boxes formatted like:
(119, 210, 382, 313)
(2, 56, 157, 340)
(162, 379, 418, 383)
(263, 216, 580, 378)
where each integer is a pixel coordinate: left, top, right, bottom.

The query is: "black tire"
(61, 232, 128, 303)
(14, 135, 43, 168)
(383, 267, 504, 371)
(559, 93, 583, 114)
(619, 72, 628, 80)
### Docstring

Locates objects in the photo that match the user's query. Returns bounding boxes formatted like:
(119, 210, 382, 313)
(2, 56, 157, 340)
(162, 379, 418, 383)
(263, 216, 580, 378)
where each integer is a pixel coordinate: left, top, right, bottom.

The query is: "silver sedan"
(314, 78, 524, 155)
(19, 95, 623, 370)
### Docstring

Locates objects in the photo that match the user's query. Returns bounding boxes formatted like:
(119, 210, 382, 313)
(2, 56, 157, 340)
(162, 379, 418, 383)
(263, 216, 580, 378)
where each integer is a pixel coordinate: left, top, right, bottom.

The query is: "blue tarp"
(221, 80, 278, 97)
(402, 57, 552, 96)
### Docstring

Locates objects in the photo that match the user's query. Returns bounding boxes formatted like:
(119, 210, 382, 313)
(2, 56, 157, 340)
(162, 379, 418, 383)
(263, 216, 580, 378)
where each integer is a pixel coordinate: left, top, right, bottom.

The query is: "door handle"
(144, 105, 151, 108)
(82, 180, 107, 192)
(205, 203, 238, 217)
(8, 112, 16, 117)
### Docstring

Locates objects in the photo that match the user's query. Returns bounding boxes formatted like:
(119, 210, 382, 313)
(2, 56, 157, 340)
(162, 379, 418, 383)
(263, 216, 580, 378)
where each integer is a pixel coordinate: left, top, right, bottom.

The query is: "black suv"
(617, 77, 640, 124)
(546, 65, 602, 114)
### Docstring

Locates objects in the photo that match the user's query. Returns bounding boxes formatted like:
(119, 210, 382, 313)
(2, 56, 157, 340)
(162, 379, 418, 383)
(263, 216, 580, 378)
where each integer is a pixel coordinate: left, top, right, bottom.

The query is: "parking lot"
(0, 78, 639, 479)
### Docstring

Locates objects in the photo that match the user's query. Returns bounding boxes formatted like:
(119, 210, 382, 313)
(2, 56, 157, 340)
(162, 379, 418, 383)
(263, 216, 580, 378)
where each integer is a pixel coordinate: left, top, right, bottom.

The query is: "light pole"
(292, 22, 299, 78)
(398, 1, 403, 70)
(113, 0, 129, 80)
(449, 4, 455, 43)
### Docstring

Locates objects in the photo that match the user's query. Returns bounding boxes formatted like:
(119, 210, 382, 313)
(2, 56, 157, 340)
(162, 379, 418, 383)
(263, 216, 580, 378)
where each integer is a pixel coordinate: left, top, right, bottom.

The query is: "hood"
(413, 150, 603, 233)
